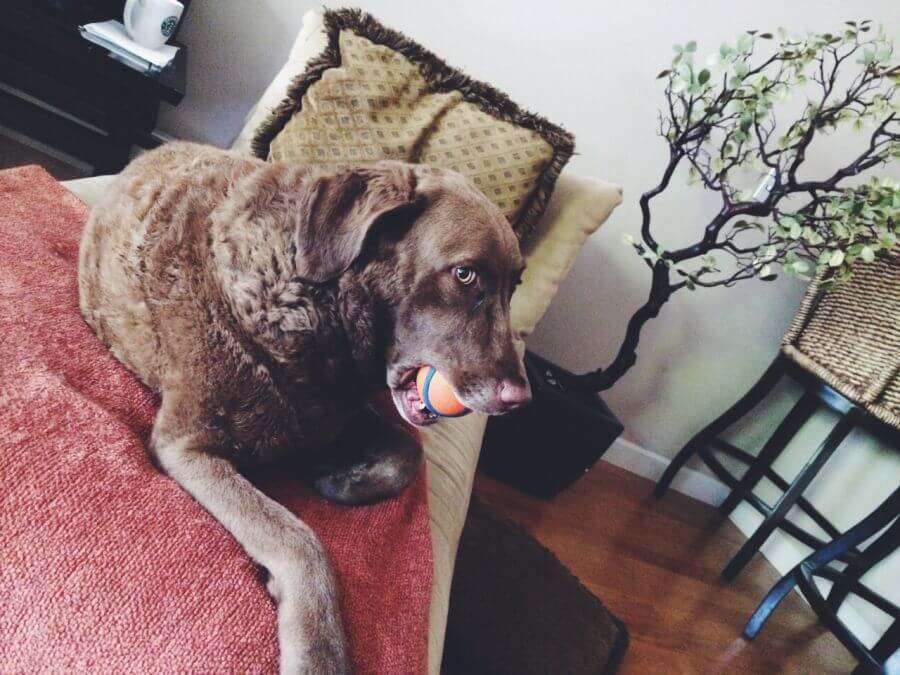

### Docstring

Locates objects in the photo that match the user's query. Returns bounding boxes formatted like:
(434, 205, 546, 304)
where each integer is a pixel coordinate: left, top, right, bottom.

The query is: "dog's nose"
(498, 380, 531, 410)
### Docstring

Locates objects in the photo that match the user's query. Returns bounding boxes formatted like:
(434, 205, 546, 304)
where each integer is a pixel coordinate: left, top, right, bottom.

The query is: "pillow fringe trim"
(251, 7, 575, 241)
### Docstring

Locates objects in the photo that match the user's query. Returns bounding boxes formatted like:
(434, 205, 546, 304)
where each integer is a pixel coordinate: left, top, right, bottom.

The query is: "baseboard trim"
(601, 436, 727, 506)
(600, 437, 882, 648)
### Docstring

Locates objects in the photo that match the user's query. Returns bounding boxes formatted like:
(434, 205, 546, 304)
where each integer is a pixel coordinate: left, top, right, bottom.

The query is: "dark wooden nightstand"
(0, 0, 186, 175)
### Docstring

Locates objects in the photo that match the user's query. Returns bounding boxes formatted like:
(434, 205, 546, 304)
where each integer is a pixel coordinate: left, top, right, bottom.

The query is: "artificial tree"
(568, 20, 899, 393)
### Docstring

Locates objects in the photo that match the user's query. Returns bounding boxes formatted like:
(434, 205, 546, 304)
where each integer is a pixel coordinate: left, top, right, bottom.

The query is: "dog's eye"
(454, 266, 477, 286)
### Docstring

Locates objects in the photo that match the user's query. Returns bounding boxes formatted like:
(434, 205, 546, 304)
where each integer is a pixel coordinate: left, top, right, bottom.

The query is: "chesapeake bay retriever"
(77, 142, 531, 673)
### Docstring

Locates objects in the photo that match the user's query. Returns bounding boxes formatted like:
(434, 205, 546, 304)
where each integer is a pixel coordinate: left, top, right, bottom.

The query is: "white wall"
(158, 0, 899, 636)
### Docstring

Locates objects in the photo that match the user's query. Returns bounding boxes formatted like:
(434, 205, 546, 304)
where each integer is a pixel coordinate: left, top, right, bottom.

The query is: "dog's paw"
(313, 455, 418, 505)
(313, 463, 378, 505)
(272, 565, 351, 675)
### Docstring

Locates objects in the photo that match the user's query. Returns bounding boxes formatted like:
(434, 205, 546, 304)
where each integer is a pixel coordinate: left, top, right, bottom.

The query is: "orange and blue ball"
(416, 366, 469, 418)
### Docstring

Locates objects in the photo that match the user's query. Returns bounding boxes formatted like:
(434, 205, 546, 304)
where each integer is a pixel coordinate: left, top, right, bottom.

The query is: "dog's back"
(78, 142, 258, 391)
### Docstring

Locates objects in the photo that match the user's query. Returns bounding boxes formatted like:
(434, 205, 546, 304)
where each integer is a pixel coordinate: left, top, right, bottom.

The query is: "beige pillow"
(251, 9, 574, 241)
(513, 173, 623, 336)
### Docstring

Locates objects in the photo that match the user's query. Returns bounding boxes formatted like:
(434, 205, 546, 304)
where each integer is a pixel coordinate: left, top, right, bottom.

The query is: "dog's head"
(292, 161, 531, 426)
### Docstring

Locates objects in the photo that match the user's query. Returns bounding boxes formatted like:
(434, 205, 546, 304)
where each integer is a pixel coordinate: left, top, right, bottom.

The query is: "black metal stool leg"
(744, 487, 900, 640)
(721, 413, 856, 581)
(862, 619, 899, 674)
(828, 518, 900, 612)
(742, 567, 805, 639)
(797, 564, 886, 674)
(719, 392, 819, 516)
(654, 357, 785, 497)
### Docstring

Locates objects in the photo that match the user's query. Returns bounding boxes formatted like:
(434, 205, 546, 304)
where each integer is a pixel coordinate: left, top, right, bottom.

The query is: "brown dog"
(78, 142, 530, 673)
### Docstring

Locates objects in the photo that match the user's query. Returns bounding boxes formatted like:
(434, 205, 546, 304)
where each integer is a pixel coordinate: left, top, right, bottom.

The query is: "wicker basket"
(781, 247, 900, 430)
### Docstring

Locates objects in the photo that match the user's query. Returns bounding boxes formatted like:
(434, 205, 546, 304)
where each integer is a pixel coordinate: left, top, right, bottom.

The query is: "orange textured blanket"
(0, 166, 432, 674)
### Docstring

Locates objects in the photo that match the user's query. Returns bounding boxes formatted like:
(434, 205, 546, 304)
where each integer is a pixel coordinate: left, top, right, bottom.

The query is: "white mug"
(123, 0, 184, 49)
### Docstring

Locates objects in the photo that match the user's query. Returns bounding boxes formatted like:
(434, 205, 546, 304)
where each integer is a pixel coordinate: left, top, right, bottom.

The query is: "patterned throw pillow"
(251, 9, 574, 241)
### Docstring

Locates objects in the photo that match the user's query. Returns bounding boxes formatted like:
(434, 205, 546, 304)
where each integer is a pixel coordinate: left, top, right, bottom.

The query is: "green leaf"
(739, 112, 753, 133)
(860, 246, 876, 263)
(698, 69, 710, 85)
(685, 40, 697, 52)
(789, 222, 802, 239)
(657, 69, 672, 79)
(758, 264, 776, 280)
(802, 227, 824, 246)
(724, 98, 745, 115)
(829, 250, 846, 267)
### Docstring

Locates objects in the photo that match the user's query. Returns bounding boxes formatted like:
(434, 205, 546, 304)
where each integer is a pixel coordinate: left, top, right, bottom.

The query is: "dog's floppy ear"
(295, 162, 418, 282)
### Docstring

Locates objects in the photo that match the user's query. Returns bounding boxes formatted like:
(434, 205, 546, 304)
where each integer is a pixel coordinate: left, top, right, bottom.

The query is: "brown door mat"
(442, 497, 629, 675)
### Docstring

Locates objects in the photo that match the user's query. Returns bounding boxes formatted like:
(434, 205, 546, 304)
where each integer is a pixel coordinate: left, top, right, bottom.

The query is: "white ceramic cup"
(123, 0, 184, 49)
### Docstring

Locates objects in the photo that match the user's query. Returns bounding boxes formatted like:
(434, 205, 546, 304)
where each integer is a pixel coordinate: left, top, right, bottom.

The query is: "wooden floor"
(473, 462, 856, 674)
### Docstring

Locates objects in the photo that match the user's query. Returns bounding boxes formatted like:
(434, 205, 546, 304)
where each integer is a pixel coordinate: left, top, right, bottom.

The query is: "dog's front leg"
(151, 400, 350, 675)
